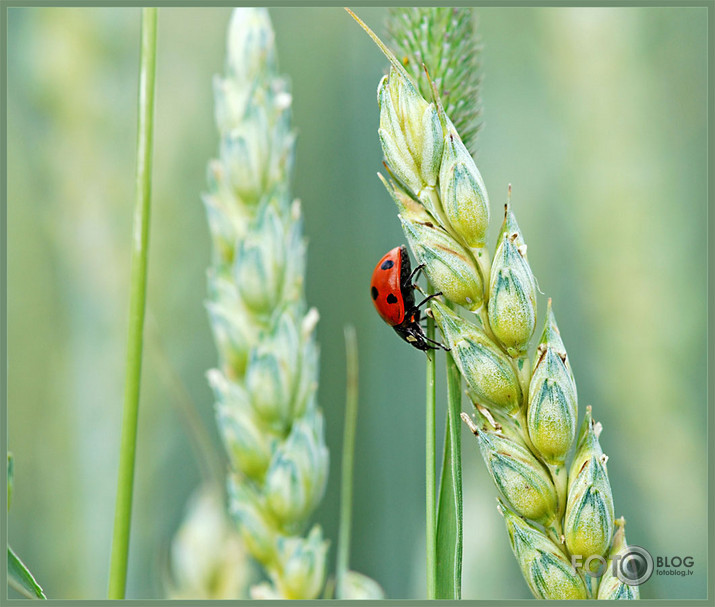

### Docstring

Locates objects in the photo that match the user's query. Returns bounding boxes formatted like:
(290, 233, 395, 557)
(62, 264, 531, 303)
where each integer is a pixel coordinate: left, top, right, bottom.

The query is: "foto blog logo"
(571, 545, 654, 586)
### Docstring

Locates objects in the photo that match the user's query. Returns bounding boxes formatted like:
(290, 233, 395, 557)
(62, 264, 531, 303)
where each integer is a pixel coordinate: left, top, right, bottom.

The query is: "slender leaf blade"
(425, 288, 438, 598)
(8, 546, 46, 599)
(436, 353, 463, 598)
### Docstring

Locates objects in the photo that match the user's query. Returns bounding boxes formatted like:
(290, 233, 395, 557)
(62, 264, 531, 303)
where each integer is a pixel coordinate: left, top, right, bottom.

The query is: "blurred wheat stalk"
(201, 8, 329, 599)
(356, 7, 639, 600)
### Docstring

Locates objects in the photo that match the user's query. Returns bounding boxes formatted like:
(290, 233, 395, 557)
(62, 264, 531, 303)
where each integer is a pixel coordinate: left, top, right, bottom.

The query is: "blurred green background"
(7, 6, 707, 600)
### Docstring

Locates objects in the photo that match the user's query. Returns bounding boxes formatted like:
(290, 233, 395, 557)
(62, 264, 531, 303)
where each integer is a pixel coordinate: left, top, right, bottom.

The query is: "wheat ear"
(352, 9, 638, 600)
(203, 8, 328, 599)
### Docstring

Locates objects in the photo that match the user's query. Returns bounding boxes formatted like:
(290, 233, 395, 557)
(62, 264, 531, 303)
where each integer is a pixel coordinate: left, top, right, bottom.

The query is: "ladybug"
(370, 245, 449, 351)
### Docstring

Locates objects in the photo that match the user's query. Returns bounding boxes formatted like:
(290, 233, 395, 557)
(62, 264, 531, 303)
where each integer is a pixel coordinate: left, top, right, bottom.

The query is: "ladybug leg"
(414, 291, 442, 311)
(423, 334, 451, 351)
(406, 292, 443, 324)
(406, 306, 451, 353)
(407, 263, 426, 285)
(398, 321, 451, 352)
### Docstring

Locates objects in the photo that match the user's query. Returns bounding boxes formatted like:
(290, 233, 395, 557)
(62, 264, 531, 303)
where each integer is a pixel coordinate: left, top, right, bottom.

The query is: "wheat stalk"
(108, 8, 157, 599)
(351, 8, 638, 600)
(202, 8, 329, 599)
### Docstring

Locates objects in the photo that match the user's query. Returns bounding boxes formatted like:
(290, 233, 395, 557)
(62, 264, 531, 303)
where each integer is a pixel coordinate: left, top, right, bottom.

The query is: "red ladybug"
(370, 245, 448, 351)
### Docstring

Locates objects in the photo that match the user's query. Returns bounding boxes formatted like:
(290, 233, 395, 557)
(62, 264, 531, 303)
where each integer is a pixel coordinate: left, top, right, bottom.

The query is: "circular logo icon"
(616, 545, 654, 586)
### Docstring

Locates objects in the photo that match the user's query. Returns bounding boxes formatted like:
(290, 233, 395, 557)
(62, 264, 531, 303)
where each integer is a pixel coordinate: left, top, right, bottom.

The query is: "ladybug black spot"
(381, 259, 394, 270)
(371, 286, 379, 300)
(386, 293, 398, 304)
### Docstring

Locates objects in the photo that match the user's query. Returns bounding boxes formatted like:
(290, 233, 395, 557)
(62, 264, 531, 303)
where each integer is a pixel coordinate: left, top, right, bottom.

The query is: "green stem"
(446, 351, 463, 597)
(108, 7, 157, 599)
(435, 345, 463, 598)
(426, 293, 437, 599)
(336, 325, 359, 598)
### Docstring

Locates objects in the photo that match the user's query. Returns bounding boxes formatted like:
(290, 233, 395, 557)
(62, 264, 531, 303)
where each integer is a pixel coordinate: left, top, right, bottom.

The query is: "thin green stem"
(425, 292, 437, 599)
(446, 350, 463, 597)
(435, 339, 463, 598)
(336, 325, 359, 599)
(108, 7, 157, 600)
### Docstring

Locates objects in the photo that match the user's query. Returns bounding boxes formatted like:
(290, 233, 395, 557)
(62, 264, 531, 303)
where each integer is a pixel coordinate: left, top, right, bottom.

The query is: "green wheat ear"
(353, 7, 637, 600)
(192, 8, 383, 600)
(386, 7, 483, 156)
(203, 8, 328, 599)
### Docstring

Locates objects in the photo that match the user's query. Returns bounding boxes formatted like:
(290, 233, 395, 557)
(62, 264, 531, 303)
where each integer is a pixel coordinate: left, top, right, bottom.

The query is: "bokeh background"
(7, 6, 707, 600)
